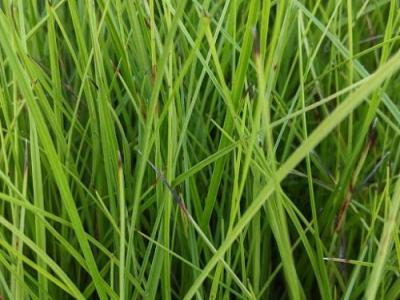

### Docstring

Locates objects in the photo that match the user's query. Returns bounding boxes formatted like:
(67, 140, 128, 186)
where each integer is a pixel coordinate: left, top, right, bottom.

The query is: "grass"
(0, 0, 400, 299)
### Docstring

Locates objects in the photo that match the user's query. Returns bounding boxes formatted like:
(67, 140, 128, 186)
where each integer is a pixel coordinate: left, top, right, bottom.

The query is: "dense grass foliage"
(0, 0, 400, 299)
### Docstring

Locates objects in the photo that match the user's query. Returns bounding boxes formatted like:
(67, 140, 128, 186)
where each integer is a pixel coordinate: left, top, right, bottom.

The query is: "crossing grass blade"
(0, 1, 400, 299)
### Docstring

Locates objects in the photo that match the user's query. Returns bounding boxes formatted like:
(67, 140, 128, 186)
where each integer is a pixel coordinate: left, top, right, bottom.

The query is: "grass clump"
(0, 0, 400, 299)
